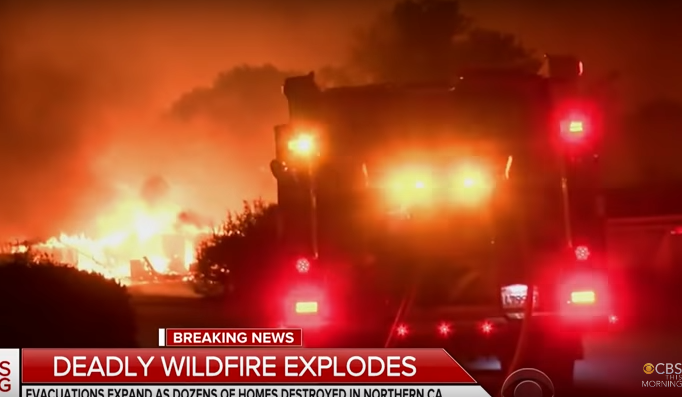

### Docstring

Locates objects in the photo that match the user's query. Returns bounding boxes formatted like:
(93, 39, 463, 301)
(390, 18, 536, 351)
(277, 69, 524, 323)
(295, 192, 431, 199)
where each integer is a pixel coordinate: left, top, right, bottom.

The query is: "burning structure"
(1, 177, 216, 284)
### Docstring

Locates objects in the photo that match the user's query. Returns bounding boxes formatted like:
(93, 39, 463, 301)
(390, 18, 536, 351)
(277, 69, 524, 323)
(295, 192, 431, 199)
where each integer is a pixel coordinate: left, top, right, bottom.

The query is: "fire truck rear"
(268, 56, 616, 387)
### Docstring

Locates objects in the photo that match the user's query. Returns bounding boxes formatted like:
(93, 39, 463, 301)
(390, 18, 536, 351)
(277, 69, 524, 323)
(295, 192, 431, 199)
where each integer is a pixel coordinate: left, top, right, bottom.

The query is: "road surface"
(129, 283, 672, 397)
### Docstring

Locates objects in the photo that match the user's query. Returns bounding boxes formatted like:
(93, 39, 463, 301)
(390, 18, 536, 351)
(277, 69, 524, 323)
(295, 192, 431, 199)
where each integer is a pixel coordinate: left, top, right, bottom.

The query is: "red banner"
(21, 348, 473, 384)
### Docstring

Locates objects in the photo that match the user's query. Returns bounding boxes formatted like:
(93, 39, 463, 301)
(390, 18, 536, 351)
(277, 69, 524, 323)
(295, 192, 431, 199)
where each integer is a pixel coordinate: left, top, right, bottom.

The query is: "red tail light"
(560, 112, 589, 143)
(283, 284, 327, 327)
(574, 245, 590, 261)
(437, 322, 451, 337)
(479, 321, 494, 335)
(295, 257, 311, 273)
(294, 301, 319, 314)
(395, 324, 409, 337)
(560, 270, 610, 320)
(569, 290, 596, 305)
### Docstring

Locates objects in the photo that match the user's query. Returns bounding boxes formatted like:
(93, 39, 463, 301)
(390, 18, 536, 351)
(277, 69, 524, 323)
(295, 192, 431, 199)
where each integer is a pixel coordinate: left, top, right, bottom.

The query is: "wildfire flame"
(2, 197, 217, 285)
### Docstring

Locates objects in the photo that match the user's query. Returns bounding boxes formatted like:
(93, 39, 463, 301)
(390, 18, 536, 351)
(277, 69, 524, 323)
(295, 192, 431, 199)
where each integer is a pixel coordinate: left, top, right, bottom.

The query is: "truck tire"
(498, 354, 575, 397)
(521, 327, 581, 392)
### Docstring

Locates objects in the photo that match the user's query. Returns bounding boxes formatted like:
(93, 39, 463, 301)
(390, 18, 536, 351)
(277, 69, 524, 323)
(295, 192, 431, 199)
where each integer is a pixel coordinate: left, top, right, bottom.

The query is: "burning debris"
(2, 177, 220, 285)
(176, 210, 213, 229)
(2, 228, 211, 285)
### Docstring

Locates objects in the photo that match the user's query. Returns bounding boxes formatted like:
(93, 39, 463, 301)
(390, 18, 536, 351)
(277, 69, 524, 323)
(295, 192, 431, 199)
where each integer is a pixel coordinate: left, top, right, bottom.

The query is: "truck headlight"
(287, 133, 317, 157)
(385, 168, 432, 206)
(452, 164, 493, 204)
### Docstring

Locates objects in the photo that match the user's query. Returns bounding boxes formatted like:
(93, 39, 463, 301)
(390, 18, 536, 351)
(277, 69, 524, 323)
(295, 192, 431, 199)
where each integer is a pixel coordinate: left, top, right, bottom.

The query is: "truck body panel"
(268, 62, 612, 380)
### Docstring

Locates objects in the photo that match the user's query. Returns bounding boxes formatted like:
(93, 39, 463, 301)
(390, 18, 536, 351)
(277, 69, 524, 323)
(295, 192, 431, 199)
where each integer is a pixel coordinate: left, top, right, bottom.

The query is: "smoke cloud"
(0, 43, 136, 238)
(0, 1, 381, 239)
(2, 0, 663, 239)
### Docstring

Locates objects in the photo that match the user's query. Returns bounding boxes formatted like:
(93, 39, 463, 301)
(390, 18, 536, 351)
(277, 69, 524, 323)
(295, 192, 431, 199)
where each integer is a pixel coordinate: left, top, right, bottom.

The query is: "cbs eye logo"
(501, 368, 555, 397)
(643, 363, 655, 374)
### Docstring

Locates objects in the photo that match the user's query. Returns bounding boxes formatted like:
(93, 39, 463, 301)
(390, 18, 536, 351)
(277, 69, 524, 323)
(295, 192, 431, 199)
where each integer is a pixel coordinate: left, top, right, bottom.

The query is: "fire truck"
(268, 56, 615, 388)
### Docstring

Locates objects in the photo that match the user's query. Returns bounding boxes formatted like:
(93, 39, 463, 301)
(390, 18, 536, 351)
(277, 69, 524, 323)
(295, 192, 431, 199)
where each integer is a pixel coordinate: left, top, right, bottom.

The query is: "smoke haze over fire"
(0, 0, 391, 239)
(1, 0, 681, 240)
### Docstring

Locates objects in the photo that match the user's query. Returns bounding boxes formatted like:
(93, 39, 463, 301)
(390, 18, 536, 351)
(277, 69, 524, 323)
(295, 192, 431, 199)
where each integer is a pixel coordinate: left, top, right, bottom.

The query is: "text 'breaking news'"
(158, 329, 303, 347)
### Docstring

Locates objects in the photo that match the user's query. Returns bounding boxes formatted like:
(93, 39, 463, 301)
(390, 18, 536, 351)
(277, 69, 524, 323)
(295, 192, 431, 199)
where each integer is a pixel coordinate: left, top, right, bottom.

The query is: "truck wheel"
(522, 328, 581, 392)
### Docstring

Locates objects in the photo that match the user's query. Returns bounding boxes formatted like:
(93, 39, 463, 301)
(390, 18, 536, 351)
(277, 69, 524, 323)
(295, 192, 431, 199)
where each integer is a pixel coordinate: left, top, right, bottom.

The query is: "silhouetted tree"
(350, 0, 540, 83)
(0, 259, 137, 347)
(193, 199, 279, 297)
(170, 64, 294, 130)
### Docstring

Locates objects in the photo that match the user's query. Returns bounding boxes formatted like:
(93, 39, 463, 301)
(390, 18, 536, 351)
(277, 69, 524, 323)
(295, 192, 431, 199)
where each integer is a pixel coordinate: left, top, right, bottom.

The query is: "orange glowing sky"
(0, 0, 680, 238)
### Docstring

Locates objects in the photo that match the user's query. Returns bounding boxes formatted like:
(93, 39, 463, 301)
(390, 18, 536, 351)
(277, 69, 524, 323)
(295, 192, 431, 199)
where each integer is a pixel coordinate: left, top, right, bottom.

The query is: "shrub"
(0, 255, 137, 347)
(194, 200, 279, 295)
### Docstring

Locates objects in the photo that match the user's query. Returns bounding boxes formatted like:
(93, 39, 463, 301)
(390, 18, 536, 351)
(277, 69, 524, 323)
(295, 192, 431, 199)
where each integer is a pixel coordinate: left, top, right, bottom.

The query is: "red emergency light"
(559, 111, 589, 143)
(574, 245, 590, 261)
(395, 324, 409, 337)
(295, 257, 311, 274)
(554, 97, 600, 146)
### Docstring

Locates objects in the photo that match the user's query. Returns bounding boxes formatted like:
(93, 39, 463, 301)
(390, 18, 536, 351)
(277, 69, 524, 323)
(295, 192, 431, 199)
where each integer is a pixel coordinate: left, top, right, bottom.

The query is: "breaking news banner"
(0, 348, 499, 397)
(158, 329, 303, 347)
